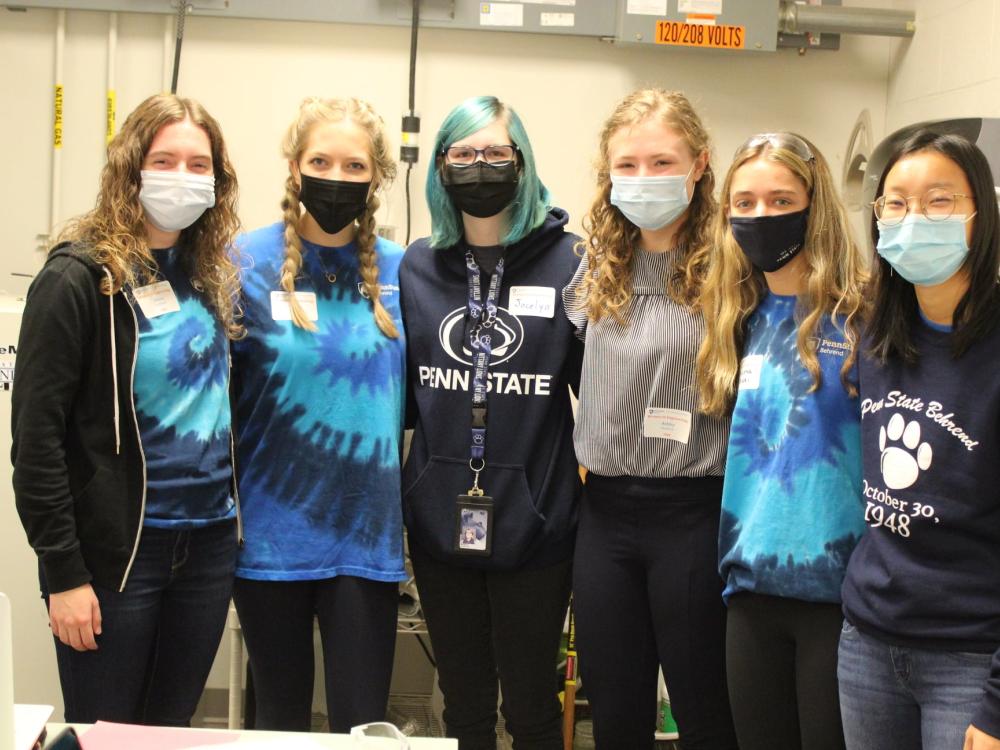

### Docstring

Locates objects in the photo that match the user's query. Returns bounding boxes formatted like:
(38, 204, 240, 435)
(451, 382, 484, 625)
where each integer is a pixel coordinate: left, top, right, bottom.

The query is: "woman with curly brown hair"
(11, 93, 242, 724)
(230, 97, 406, 732)
(562, 88, 738, 749)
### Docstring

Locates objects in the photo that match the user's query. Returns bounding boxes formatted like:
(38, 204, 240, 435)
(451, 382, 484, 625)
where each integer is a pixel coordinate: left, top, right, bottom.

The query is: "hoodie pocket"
(403, 456, 544, 569)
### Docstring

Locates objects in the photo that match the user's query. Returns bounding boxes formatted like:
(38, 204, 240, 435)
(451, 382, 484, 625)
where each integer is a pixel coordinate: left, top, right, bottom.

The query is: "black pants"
(232, 575, 398, 733)
(410, 544, 572, 750)
(727, 592, 845, 750)
(573, 474, 738, 750)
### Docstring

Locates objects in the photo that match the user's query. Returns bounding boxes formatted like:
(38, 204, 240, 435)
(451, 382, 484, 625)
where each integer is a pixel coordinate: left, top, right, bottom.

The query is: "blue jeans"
(838, 620, 992, 750)
(46, 521, 237, 724)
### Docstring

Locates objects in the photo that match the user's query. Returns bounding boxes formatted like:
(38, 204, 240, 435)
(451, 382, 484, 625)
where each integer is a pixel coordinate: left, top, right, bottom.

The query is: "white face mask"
(139, 170, 216, 232)
(609, 163, 694, 230)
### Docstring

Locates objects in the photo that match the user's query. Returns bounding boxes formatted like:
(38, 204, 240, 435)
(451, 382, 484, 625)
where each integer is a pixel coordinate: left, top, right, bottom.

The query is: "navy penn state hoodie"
(399, 208, 583, 570)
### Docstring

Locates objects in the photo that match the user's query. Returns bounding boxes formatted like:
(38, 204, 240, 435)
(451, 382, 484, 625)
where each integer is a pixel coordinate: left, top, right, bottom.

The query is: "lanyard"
(465, 250, 505, 493)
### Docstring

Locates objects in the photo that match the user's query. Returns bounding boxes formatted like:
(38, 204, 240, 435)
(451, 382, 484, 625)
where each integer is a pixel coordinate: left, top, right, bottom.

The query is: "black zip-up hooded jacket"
(11, 244, 239, 594)
(400, 208, 583, 570)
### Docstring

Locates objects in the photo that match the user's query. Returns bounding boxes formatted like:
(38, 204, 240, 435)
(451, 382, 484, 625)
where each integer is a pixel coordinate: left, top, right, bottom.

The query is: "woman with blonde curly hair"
(697, 132, 867, 750)
(231, 97, 405, 732)
(12, 93, 242, 724)
(562, 88, 738, 749)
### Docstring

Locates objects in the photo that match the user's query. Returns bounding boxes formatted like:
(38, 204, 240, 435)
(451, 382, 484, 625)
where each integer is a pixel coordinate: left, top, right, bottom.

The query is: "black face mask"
(442, 161, 519, 219)
(298, 174, 371, 235)
(729, 208, 809, 272)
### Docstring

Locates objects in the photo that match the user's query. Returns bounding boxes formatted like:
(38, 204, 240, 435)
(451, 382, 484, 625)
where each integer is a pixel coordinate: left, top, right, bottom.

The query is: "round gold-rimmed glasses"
(873, 189, 974, 226)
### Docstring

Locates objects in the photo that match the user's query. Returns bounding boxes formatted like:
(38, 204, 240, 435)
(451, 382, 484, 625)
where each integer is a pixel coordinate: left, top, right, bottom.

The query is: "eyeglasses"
(873, 189, 975, 225)
(442, 144, 519, 166)
(737, 132, 815, 162)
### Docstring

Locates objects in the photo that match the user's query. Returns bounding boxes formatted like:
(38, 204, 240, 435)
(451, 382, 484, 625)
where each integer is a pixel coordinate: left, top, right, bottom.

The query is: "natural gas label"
(655, 20, 744, 49)
(54, 84, 64, 148)
(106, 90, 116, 144)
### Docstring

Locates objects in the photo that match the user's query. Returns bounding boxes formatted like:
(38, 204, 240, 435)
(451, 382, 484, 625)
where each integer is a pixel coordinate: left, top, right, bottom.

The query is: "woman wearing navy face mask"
(697, 133, 868, 750)
(12, 94, 241, 724)
(400, 95, 582, 749)
(232, 97, 406, 732)
(563, 88, 738, 749)
(839, 130, 1000, 750)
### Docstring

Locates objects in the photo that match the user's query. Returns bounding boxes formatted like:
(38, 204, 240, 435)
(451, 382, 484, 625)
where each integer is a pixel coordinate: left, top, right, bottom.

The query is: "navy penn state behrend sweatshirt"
(399, 208, 583, 570)
(842, 318, 1000, 737)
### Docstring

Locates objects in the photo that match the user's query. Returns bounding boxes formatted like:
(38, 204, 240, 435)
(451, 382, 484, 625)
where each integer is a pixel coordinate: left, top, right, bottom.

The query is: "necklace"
(314, 249, 338, 284)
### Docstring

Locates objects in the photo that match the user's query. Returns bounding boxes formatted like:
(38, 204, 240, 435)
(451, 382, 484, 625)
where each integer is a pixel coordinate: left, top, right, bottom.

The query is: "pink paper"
(79, 721, 240, 750)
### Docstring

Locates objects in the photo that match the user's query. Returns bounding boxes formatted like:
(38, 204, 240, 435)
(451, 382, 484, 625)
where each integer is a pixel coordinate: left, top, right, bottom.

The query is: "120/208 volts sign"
(655, 20, 746, 50)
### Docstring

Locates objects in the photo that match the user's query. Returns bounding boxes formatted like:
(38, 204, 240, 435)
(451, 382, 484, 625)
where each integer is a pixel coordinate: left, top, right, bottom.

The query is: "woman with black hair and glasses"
(400, 95, 582, 750)
(839, 130, 1000, 750)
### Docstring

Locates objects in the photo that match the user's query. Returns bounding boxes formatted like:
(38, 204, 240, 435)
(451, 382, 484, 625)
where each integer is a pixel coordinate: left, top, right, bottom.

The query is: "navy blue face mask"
(729, 208, 809, 272)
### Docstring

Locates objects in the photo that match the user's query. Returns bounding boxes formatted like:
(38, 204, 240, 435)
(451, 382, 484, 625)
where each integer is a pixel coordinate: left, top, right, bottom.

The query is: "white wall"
(2, 6, 894, 276)
(1, 3, 896, 715)
(886, 0, 1000, 130)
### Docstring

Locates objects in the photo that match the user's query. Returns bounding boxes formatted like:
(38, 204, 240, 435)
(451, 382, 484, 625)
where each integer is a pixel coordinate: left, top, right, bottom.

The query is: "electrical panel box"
(2, 0, 620, 39)
(616, 0, 779, 51)
(3, 0, 843, 49)
(615, 0, 842, 52)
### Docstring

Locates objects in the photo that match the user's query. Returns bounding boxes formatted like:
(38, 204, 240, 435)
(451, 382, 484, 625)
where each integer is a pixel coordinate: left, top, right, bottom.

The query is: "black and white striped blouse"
(562, 249, 729, 479)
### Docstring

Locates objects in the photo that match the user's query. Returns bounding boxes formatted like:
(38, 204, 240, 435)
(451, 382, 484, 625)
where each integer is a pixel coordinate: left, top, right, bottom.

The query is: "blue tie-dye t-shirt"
(232, 222, 406, 583)
(719, 293, 865, 603)
(132, 247, 234, 529)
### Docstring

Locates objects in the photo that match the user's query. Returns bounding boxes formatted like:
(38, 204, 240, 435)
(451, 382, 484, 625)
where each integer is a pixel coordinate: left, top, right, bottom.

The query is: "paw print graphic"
(879, 413, 932, 490)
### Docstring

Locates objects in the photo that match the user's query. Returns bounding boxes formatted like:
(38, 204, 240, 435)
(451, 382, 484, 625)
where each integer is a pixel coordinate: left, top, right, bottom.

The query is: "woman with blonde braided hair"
(231, 97, 406, 732)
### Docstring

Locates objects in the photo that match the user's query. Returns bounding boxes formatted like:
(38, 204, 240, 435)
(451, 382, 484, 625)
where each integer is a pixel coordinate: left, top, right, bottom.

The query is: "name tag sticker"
(738, 354, 764, 391)
(270, 291, 318, 322)
(643, 407, 692, 444)
(132, 281, 180, 318)
(508, 286, 555, 318)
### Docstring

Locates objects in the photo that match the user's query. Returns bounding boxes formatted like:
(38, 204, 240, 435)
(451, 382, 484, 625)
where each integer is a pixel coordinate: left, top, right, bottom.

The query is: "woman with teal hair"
(400, 95, 583, 749)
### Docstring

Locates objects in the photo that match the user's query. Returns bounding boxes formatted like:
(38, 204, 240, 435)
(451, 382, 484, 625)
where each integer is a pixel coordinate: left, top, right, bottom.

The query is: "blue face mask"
(876, 214, 973, 286)
(610, 165, 694, 231)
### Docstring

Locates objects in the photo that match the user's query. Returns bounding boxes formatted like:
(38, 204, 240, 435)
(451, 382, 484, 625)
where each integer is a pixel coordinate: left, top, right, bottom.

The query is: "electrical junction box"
(4, 0, 840, 49)
(615, 0, 842, 52)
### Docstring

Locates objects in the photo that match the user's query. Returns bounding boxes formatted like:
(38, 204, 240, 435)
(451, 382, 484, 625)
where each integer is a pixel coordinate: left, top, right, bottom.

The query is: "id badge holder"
(454, 466, 494, 556)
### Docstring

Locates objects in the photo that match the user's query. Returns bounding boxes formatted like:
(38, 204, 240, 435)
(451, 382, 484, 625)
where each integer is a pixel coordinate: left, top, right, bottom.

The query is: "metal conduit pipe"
(106, 12, 116, 147)
(779, 1, 915, 38)
(50, 9, 66, 235)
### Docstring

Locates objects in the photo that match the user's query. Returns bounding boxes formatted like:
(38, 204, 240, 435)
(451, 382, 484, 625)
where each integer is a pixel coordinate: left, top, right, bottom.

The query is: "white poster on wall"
(480, 3, 525, 26)
(627, 0, 668, 15)
(540, 12, 575, 26)
(679, 0, 723, 13)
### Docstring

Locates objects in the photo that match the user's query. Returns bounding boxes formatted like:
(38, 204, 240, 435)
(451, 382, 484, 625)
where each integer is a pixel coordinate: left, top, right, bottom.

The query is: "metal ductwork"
(779, 2, 915, 39)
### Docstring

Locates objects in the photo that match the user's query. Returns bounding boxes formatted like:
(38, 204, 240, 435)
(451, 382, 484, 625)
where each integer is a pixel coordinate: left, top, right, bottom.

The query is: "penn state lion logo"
(438, 306, 524, 366)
